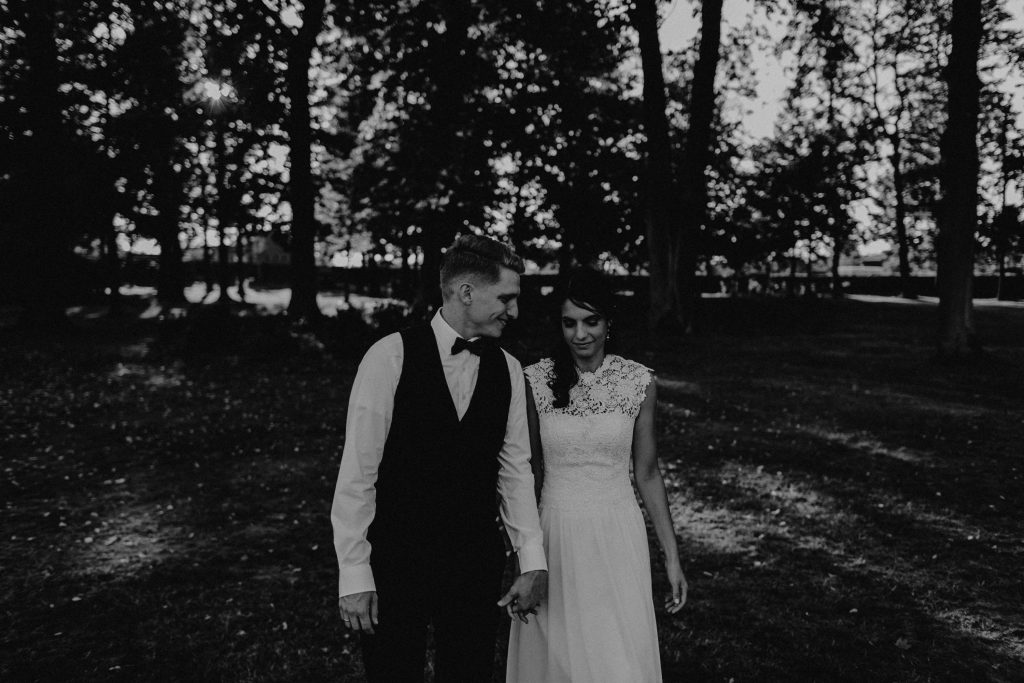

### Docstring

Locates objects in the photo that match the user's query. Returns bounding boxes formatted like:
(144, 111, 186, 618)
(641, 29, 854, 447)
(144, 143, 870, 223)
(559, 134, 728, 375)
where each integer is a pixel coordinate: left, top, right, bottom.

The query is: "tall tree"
(632, 0, 682, 330)
(797, 1, 864, 297)
(676, 0, 725, 331)
(409, 0, 475, 311)
(936, 0, 982, 356)
(338, 1, 495, 311)
(4, 0, 79, 326)
(855, 0, 957, 298)
(982, 99, 1023, 301)
(495, 1, 636, 272)
(975, 3, 1024, 302)
(863, 0, 915, 297)
(111, 1, 193, 307)
(285, 0, 328, 321)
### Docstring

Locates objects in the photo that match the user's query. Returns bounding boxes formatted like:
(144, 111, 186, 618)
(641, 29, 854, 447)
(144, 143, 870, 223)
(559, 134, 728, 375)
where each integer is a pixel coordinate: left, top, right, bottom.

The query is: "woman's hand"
(664, 561, 687, 614)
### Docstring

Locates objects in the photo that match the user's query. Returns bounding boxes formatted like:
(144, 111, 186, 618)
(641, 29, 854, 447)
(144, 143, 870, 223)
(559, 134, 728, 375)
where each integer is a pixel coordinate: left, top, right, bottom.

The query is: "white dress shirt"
(331, 310, 547, 597)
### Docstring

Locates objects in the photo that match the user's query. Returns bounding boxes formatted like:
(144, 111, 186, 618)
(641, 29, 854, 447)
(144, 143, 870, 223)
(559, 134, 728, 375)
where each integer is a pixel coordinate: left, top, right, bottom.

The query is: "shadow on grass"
(645, 297, 1023, 681)
(2, 295, 1023, 681)
(653, 455, 1023, 680)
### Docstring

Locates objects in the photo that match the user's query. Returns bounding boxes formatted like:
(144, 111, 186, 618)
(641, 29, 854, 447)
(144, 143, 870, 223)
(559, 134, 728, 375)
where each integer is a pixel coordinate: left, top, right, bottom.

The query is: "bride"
(506, 268, 686, 682)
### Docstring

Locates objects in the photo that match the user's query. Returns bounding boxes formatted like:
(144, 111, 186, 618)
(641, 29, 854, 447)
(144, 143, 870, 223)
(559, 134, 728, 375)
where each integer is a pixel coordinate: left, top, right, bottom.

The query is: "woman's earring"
(607, 327, 612, 341)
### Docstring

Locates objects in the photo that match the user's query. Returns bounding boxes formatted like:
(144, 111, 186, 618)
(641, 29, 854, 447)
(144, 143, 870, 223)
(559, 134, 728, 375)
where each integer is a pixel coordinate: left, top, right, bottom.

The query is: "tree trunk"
(555, 189, 582, 272)
(17, 0, 71, 328)
(631, 0, 681, 331)
(285, 0, 327, 322)
(200, 147, 215, 300)
(236, 225, 248, 303)
(830, 237, 842, 298)
(823, 73, 844, 300)
(881, 11, 915, 300)
(105, 220, 122, 314)
(418, 227, 443, 312)
(153, 147, 187, 307)
(995, 245, 1006, 301)
(936, 0, 982, 357)
(788, 253, 798, 296)
(996, 107, 1011, 302)
(398, 239, 410, 299)
(202, 215, 215, 299)
(558, 234, 574, 274)
(891, 138, 914, 298)
(157, 222, 186, 306)
(213, 124, 234, 304)
(676, 0, 725, 332)
(413, 1, 472, 314)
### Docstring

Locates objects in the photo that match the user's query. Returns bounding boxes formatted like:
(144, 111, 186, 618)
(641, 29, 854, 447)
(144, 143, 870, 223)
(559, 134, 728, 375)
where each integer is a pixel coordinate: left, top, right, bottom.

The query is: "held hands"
(339, 591, 378, 634)
(341, 571, 549, 632)
(497, 569, 548, 624)
(664, 561, 687, 614)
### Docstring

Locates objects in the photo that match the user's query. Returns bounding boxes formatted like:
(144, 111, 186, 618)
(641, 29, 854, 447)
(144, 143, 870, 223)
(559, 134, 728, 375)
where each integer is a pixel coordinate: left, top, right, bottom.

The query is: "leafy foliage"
(1, 0, 1023, 327)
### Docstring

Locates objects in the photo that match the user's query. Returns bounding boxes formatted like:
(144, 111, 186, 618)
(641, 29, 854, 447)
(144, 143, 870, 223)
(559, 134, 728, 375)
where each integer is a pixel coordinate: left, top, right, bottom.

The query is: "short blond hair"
(439, 235, 524, 299)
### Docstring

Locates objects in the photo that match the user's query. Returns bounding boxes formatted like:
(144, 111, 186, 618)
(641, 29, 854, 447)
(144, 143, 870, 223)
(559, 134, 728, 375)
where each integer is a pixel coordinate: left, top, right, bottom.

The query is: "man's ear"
(456, 281, 474, 305)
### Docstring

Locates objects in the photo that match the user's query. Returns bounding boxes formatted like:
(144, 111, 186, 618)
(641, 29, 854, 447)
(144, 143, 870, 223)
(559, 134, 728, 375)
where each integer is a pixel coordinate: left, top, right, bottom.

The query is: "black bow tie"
(451, 337, 487, 356)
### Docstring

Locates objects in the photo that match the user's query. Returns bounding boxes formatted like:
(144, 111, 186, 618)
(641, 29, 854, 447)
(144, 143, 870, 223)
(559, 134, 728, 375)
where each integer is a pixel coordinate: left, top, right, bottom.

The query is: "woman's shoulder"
(605, 355, 653, 416)
(524, 357, 555, 381)
(523, 358, 555, 410)
(607, 354, 653, 382)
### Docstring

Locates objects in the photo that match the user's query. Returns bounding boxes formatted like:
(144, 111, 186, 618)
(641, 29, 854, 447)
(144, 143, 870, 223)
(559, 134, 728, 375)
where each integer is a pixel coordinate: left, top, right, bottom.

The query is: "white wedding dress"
(507, 355, 662, 683)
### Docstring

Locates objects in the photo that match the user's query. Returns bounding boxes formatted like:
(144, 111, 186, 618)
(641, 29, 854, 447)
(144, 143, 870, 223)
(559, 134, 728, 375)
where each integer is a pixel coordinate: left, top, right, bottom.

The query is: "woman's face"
(560, 298, 608, 363)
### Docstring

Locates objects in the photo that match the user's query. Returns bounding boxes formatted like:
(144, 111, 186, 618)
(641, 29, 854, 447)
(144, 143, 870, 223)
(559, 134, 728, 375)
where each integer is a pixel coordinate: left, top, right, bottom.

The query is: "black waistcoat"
(366, 324, 511, 578)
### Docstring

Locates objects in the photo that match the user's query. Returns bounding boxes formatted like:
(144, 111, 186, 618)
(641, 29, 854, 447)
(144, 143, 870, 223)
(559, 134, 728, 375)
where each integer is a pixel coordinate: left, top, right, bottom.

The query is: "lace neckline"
(576, 354, 612, 379)
(526, 355, 651, 418)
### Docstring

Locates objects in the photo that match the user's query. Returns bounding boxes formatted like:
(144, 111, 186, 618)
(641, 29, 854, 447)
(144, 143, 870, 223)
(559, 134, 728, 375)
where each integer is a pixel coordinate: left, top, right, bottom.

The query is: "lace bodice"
(525, 355, 653, 510)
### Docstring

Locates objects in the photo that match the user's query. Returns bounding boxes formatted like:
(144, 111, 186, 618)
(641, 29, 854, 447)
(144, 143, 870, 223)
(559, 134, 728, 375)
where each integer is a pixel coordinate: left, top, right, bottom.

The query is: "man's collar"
(432, 309, 479, 342)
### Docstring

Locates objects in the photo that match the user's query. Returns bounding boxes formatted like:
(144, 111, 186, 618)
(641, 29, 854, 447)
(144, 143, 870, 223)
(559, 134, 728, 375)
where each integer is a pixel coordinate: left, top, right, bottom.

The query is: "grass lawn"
(2, 293, 1022, 682)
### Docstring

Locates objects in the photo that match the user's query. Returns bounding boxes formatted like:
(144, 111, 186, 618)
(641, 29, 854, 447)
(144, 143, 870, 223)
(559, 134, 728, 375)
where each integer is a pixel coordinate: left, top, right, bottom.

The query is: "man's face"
(465, 267, 520, 338)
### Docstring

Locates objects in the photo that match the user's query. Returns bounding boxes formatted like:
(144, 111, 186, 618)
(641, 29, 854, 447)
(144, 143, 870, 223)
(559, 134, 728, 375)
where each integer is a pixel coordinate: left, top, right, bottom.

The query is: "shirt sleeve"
(497, 353, 548, 573)
(330, 334, 402, 597)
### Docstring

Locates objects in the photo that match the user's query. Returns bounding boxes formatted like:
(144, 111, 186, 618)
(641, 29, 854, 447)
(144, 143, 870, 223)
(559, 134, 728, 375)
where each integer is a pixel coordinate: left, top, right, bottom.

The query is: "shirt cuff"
(516, 543, 548, 573)
(338, 564, 376, 598)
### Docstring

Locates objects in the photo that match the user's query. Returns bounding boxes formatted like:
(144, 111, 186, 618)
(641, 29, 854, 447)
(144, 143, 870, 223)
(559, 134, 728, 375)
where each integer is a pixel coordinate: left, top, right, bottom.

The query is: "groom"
(330, 234, 548, 681)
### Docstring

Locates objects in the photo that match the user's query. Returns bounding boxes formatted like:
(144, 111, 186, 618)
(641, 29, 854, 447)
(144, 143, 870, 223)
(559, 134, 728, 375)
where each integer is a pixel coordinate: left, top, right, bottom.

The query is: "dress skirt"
(507, 497, 662, 683)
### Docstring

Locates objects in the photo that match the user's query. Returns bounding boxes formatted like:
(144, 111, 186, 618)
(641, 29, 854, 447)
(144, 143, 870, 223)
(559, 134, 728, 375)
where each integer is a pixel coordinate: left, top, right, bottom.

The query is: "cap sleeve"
(618, 357, 653, 418)
(524, 359, 555, 414)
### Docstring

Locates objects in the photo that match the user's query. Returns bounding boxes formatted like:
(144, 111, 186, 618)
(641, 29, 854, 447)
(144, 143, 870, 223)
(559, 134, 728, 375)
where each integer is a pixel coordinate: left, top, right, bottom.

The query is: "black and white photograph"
(2, 0, 1023, 681)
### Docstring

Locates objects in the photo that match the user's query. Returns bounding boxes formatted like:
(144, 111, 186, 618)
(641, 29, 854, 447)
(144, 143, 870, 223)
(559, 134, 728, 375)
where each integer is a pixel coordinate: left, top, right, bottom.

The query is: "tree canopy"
(1, 0, 1022, 342)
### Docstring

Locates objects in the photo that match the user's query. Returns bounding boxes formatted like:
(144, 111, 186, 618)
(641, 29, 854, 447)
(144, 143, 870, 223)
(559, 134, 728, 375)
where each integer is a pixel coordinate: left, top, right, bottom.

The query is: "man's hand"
(497, 569, 548, 624)
(339, 591, 378, 634)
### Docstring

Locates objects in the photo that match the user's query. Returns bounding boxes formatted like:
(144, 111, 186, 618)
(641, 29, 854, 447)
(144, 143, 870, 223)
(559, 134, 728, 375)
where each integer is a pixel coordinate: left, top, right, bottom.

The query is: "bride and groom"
(330, 235, 686, 682)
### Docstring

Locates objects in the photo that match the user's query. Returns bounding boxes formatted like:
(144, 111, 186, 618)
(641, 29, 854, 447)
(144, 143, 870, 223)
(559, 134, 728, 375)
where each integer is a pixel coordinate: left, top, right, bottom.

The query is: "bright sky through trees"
(659, 0, 789, 139)
(200, 79, 235, 103)
(659, 0, 1024, 140)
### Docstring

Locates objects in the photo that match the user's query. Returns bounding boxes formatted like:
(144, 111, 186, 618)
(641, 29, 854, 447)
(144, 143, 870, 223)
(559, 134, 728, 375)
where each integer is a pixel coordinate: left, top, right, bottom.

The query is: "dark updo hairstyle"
(549, 268, 616, 409)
